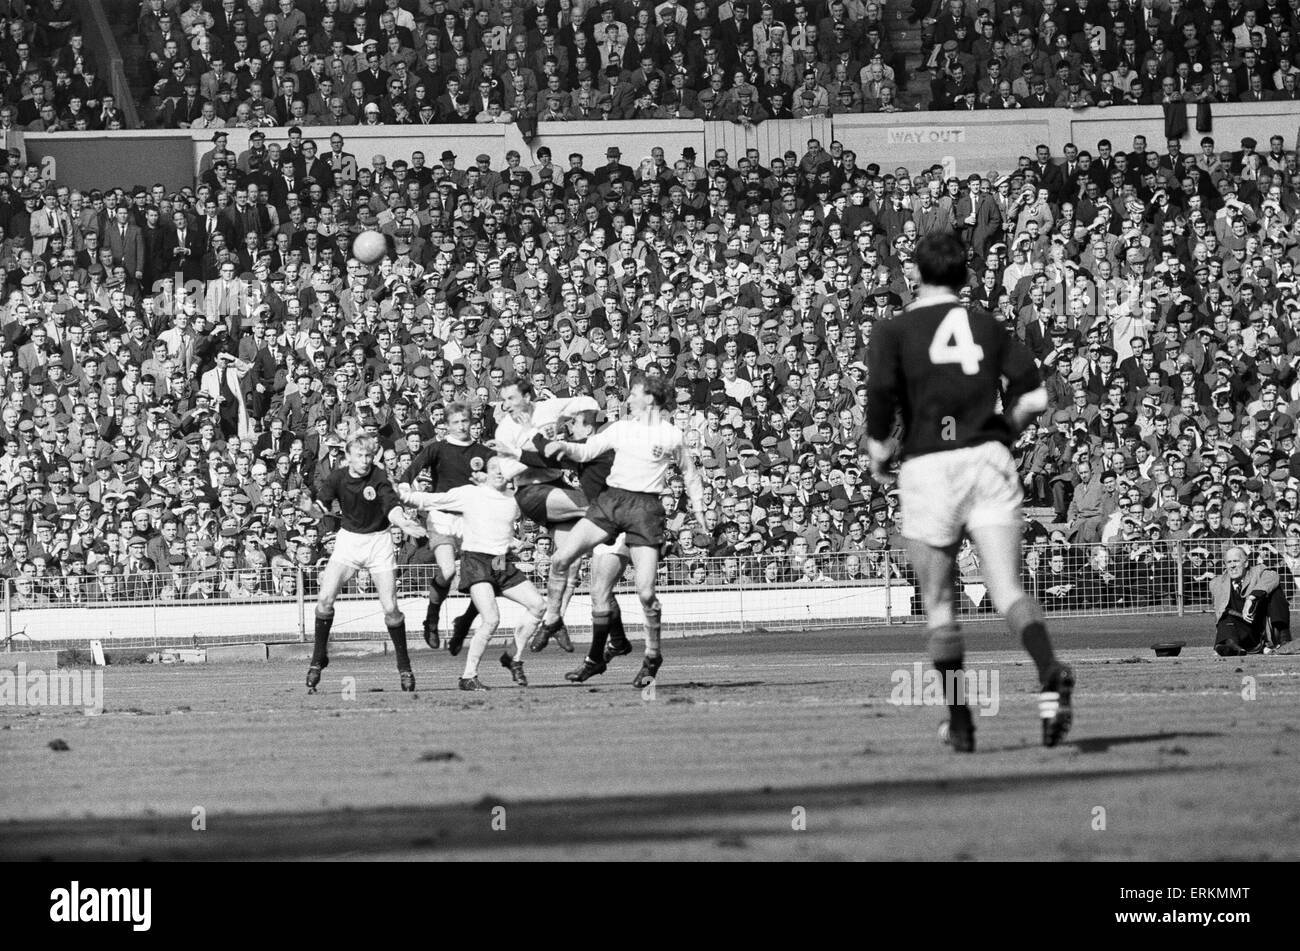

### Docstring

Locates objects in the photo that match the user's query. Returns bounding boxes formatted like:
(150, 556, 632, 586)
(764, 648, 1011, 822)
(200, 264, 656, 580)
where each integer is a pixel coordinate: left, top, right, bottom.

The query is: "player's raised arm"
(677, 439, 708, 533)
(552, 425, 615, 463)
(1001, 335, 1049, 433)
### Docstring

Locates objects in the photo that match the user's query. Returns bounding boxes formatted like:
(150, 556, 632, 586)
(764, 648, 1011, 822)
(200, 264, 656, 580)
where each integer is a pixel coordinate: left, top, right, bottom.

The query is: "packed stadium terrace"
(8, 0, 1263, 132)
(5, 0, 1300, 602)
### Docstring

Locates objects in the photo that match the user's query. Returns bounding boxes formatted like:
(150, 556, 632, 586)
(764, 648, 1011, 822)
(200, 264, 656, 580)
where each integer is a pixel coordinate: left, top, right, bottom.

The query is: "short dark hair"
(634, 373, 673, 409)
(914, 234, 967, 291)
(504, 375, 535, 399)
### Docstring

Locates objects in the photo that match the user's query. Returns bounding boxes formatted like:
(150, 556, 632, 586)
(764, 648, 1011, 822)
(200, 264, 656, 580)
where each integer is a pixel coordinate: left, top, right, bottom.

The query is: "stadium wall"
(21, 103, 1294, 192)
(4, 580, 914, 646)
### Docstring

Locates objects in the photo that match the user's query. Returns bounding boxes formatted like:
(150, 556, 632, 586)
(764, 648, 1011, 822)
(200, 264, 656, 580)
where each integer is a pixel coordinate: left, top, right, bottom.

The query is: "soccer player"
(865, 233, 1075, 752)
(537, 375, 708, 687)
(397, 402, 493, 652)
(494, 405, 634, 681)
(308, 432, 428, 694)
(400, 456, 543, 690)
(492, 377, 595, 652)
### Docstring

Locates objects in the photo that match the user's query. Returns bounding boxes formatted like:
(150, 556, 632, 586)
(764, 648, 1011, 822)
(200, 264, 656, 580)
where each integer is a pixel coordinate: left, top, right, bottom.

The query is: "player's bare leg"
(308, 559, 356, 693)
(531, 509, 585, 652)
(905, 537, 975, 752)
(374, 568, 415, 692)
(969, 523, 1075, 746)
(629, 545, 665, 688)
(536, 517, 608, 651)
(459, 582, 500, 691)
(497, 581, 544, 687)
(566, 550, 628, 682)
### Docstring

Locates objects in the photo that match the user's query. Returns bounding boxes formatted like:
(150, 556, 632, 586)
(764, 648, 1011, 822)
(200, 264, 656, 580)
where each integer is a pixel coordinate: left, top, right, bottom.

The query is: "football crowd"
(0, 106, 1298, 609)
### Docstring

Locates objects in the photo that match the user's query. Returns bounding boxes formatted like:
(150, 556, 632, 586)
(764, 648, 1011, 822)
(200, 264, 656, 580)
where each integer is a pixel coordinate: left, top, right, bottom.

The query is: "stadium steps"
(883, 0, 934, 110)
(101, 0, 150, 122)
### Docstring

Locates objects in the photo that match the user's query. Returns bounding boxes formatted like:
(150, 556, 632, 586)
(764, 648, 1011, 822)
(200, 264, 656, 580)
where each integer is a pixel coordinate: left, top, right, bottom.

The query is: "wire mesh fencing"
(3, 539, 1291, 647)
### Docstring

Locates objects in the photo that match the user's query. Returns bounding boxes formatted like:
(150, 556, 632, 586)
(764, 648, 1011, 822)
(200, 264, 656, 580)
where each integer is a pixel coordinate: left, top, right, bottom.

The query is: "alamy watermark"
(888, 662, 1000, 717)
(0, 664, 103, 714)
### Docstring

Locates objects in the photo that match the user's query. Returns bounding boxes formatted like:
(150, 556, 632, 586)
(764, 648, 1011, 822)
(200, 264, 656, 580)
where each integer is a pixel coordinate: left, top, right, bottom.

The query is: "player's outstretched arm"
(551, 428, 613, 462)
(399, 487, 463, 512)
(387, 506, 427, 538)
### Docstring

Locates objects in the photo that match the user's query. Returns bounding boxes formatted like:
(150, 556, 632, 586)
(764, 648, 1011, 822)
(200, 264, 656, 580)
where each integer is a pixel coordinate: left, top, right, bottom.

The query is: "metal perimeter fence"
(1, 538, 1281, 651)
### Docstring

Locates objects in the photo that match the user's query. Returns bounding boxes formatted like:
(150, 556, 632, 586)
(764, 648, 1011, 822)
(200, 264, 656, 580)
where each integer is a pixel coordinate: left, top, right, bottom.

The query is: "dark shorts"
(515, 481, 586, 526)
(585, 487, 665, 548)
(458, 550, 528, 595)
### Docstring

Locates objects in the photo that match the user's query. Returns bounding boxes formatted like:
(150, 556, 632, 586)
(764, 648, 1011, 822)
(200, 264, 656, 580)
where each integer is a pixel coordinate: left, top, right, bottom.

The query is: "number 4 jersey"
(865, 293, 1042, 460)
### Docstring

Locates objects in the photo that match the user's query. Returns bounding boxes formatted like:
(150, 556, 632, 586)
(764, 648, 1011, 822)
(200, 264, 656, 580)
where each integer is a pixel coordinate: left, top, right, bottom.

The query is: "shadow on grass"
(0, 766, 1204, 860)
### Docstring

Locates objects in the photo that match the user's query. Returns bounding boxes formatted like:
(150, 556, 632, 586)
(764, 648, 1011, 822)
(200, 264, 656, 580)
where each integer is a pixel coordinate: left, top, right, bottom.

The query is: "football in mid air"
(352, 229, 387, 264)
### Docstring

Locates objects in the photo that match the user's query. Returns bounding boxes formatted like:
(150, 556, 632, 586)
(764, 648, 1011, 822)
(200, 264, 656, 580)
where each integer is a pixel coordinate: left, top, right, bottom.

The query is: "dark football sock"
(311, 611, 334, 667)
(928, 623, 965, 714)
(608, 600, 626, 642)
(457, 600, 479, 629)
(1007, 596, 1057, 685)
(388, 618, 411, 671)
(589, 609, 611, 663)
(425, 579, 450, 630)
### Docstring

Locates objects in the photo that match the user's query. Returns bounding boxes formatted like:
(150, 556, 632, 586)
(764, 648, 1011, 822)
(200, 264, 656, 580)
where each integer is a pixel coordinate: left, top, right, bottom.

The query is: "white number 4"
(928, 308, 985, 375)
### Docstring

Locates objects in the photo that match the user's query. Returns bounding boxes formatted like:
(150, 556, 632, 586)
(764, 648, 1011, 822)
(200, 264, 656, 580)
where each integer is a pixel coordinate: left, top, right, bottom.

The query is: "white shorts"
(330, 528, 398, 573)
(594, 532, 630, 561)
(427, 511, 463, 546)
(898, 442, 1022, 548)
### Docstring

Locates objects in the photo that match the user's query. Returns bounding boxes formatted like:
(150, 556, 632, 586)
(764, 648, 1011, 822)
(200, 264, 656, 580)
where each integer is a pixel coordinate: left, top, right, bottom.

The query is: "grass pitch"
(2, 618, 1297, 861)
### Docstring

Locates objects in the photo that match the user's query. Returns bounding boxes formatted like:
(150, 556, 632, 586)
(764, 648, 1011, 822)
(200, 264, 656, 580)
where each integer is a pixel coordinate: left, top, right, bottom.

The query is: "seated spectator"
(1209, 546, 1291, 655)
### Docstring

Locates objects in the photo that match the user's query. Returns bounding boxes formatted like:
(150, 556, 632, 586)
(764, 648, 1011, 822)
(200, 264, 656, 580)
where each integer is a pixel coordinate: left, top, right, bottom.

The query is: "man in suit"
(325, 133, 358, 184)
(104, 204, 145, 284)
(164, 77, 206, 127)
(205, 261, 250, 339)
(1030, 142, 1065, 200)
(200, 350, 254, 439)
(164, 209, 204, 283)
(1209, 546, 1290, 654)
(599, 66, 635, 117)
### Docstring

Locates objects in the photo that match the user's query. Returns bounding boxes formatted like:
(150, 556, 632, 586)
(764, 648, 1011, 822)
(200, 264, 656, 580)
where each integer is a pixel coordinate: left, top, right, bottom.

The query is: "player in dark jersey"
(308, 432, 429, 693)
(497, 406, 635, 680)
(398, 402, 493, 653)
(866, 233, 1075, 752)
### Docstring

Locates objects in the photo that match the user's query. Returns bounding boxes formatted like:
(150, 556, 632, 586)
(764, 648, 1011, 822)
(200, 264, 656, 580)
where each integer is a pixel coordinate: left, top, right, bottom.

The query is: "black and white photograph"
(0, 0, 1295, 914)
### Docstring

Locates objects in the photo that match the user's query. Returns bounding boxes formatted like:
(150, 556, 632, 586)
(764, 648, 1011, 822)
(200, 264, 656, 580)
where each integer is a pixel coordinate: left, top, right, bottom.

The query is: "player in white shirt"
(538, 375, 708, 687)
(400, 457, 542, 690)
(491, 377, 599, 652)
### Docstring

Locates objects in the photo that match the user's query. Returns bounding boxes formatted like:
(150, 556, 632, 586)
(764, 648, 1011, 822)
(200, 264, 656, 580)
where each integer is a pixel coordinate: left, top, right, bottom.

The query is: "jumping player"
(400, 456, 543, 690)
(492, 378, 596, 653)
(308, 432, 429, 693)
(397, 402, 493, 652)
(538, 375, 708, 687)
(865, 232, 1074, 752)
(494, 405, 634, 681)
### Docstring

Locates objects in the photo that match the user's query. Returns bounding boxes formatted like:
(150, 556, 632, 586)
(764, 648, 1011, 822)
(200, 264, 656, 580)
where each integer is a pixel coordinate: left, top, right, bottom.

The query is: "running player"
(492, 378, 596, 652)
(397, 402, 493, 652)
(537, 375, 707, 687)
(865, 233, 1074, 752)
(308, 432, 429, 694)
(494, 405, 634, 681)
(400, 456, 542, 690)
